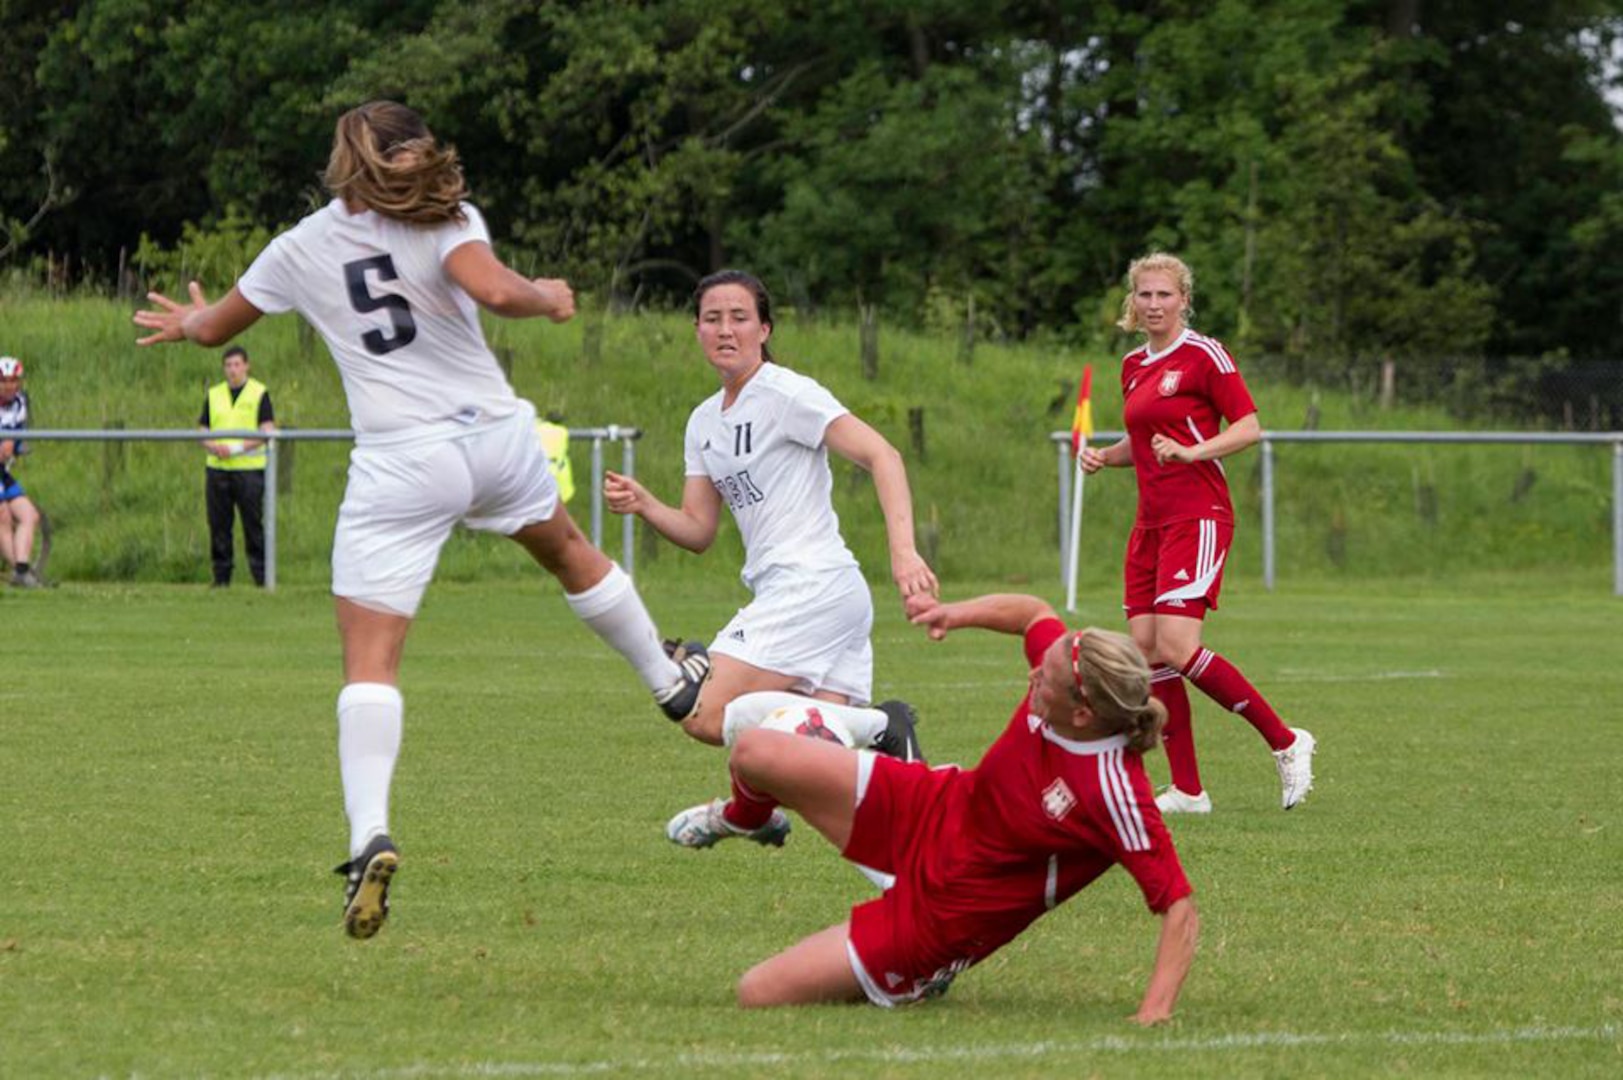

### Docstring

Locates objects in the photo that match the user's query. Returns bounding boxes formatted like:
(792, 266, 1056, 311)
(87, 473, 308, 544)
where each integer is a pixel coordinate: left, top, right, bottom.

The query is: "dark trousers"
(206, 468, 266, 585)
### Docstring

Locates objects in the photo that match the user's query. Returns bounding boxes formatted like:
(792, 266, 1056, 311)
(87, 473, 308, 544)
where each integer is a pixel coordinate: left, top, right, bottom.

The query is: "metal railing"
(13, 425, 643, 589)
(1053, 430, 1623, 596)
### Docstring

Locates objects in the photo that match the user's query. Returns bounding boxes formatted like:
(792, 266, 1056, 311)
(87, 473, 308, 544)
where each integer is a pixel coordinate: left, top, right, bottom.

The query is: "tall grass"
(0, 293, 1614, 588)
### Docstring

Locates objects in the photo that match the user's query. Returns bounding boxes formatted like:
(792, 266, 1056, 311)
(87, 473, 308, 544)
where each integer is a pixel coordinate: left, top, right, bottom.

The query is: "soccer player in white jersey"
(134, 101, 709, 939)
(604, 270, 938, 849)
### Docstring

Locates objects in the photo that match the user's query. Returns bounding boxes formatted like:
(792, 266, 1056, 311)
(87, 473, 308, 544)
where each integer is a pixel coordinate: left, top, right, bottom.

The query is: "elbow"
(477, 288, 520, 317)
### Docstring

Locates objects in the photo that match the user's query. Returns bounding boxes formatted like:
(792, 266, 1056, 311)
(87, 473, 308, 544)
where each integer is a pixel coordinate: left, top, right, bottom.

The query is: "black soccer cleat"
(872, 700, 925, 763)
(335, 833, 399, 940)
(655, 639, 711, 722)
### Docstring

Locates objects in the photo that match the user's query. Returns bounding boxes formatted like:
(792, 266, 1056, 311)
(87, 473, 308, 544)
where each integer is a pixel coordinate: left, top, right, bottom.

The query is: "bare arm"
(1133, 896, 1199, 1026)
(822, 414, 938, 599)
(1079, 436, 1132, 474)
(907, 592, 1056, 641)
(134, 283, 263, 348)
(603, 471, 722, 553)
(1151, 412, 1261, 466)
(443, 242, 574, 321)
(0, 438, 14, 465)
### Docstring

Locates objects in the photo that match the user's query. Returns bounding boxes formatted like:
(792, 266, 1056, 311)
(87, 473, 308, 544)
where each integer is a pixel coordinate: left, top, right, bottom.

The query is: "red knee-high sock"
(1151, 665, 1203, 795)
(1179, 647, 1295, 752)
(723, 767, 779, 830)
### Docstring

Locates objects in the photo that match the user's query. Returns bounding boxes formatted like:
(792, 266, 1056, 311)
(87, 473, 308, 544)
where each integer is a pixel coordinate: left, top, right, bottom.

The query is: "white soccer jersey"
(684, 363, 859, 589)
(238, 199, 519, 437)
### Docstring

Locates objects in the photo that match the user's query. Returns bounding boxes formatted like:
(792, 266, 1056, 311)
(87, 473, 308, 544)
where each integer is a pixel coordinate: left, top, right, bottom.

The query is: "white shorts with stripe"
(331, 400, 558, 617)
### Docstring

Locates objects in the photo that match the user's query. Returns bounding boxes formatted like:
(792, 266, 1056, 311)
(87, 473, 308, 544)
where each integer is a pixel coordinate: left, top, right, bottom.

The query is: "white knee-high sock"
(564, 563, 682, 692)
(338, 682, 403, 858)
(724, 690, 888, 748)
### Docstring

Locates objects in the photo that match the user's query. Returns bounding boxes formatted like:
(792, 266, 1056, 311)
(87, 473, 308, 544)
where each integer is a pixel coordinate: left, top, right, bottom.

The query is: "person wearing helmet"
(0, 356, 44, 588)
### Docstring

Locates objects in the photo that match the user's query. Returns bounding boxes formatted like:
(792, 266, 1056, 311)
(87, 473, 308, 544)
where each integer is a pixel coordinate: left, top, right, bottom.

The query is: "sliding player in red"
(704, 591, 1198, 1021)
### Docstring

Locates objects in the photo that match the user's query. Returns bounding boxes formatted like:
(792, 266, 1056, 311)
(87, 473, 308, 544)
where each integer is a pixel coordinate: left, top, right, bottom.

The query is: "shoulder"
(765, 364, 843, 411)
(686, 389, 725, 426)
(1181, 332, 1238, 374)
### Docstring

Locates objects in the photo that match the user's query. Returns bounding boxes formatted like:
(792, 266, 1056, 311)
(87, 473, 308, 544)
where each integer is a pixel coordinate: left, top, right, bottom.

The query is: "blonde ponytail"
(1073, 629, 1166, 752)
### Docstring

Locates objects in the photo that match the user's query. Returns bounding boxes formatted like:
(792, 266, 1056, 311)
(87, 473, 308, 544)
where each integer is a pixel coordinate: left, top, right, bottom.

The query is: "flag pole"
(1065, 448, 1085, 612)
(1064, 363, 1094, 614)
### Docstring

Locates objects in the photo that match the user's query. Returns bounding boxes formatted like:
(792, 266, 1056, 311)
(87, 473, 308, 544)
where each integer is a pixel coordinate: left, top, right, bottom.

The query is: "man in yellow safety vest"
(199, 345, 277, 587)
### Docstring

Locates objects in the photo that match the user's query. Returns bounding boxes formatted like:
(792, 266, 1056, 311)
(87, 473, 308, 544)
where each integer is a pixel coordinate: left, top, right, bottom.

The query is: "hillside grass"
(0, 293, 1615, 590)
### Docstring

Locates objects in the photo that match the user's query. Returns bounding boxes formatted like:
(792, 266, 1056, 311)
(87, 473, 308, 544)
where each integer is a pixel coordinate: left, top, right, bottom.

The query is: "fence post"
(621, 432, 636, 578)
(1261, 437, 1276, 591)
(1056, 437, 1071, 587)
(264, 437, 278, 592)
(1614, 440, 1621, 597)
(590, 435, 605, 550)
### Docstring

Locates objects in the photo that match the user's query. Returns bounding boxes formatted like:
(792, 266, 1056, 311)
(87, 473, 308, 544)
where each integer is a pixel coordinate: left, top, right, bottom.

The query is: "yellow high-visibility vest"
(535, 420, 575, 502)
(206, 378, 268, 470)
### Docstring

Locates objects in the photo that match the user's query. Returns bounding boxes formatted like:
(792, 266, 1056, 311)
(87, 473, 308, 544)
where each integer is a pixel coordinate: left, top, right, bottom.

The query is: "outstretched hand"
(133, 281, 209, 345)
(891, 550, 938, 602)
(906, 593, 952, 640)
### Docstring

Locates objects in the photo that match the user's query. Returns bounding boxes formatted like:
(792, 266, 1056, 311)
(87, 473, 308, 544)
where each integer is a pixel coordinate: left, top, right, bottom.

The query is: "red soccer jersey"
(848, 618, 1192, 983)
(1120, 328, 1257, 527)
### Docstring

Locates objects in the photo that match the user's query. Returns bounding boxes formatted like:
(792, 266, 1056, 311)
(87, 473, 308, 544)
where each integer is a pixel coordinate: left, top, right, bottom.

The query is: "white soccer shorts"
(331, 404, 559, 617)
(710, 563, 874, 703)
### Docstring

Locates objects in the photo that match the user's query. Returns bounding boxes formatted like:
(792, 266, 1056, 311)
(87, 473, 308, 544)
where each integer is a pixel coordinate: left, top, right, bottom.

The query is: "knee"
(680, 703, 725, 746)
(729, 728, 781, 783)
(11, 500, 37, 525)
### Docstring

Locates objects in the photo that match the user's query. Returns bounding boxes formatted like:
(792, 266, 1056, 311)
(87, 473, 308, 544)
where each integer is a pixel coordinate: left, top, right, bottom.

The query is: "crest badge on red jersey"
(1159, 369, 1183, 396)
(1041, 777, 1077, 821)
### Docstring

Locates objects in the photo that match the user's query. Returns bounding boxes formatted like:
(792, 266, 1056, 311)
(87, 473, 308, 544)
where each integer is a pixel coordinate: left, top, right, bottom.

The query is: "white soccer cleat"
(665, 798, 790, 849)
(1273, 728, 1316, 809)
(1155, 786, 1213, 815)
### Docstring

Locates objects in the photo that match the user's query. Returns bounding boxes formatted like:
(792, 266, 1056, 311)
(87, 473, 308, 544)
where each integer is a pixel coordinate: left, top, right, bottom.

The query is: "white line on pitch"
(256, 1023, 1619, 1080)
(1272, 669, 1445, 682)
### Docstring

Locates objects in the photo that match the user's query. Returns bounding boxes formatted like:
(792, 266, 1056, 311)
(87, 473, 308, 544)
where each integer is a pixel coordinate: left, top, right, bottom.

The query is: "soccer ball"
(761, 703, 854, 747)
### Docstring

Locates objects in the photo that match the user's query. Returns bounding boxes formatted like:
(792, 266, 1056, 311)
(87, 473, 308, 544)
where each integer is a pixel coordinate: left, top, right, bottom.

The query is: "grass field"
(2, 575, 1620, 1078)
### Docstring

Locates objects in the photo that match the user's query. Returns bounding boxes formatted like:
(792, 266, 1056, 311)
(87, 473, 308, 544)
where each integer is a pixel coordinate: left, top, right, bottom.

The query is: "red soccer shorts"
(841, 756, 976, 1006)
(1123, 517, 1233, 620)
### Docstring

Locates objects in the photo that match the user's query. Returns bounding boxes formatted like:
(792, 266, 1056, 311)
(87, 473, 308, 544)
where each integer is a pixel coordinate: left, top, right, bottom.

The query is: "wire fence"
(1052, 430, 1623, 598)
(9, 426, 643, 589)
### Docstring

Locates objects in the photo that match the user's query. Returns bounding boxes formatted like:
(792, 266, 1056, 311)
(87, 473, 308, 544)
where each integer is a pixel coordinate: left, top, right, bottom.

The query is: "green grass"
(2, 576, 1620, 1077)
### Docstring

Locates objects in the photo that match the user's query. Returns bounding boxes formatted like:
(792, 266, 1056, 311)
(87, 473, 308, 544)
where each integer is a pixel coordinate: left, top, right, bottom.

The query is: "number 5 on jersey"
(344, 255, 418, 355)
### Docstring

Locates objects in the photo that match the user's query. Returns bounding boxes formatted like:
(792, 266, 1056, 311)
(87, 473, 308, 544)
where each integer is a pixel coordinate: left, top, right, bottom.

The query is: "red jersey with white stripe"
(1120, 328, 1257, 526)
(845, 618, 1191, 995)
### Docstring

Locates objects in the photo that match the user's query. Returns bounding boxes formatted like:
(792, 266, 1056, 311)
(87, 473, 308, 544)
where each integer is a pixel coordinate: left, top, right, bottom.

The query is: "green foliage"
(132, 206, 280, 294)
(5, 0, 1621, 382)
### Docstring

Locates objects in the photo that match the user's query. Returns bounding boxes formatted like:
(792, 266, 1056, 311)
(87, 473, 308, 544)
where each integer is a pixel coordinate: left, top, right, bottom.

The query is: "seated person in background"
(0, 355, 44, 588)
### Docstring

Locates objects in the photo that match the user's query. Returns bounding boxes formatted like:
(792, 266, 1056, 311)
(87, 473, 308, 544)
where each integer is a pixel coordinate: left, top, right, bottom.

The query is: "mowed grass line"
(0, 579, 1619, 1078)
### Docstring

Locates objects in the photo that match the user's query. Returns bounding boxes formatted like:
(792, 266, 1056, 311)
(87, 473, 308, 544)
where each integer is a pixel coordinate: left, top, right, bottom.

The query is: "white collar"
(1034, 723, 1129, 756)
(1138, 328, 1191, 366)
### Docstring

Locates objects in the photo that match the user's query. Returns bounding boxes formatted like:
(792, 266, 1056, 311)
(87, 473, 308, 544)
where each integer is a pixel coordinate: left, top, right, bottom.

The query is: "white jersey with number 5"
(238, 199, 518, 439)
(684, 363, 859, 590)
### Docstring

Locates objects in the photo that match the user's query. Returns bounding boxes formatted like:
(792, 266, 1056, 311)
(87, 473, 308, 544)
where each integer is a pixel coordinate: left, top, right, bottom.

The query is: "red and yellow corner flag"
(1070, 364, 1094, 457)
